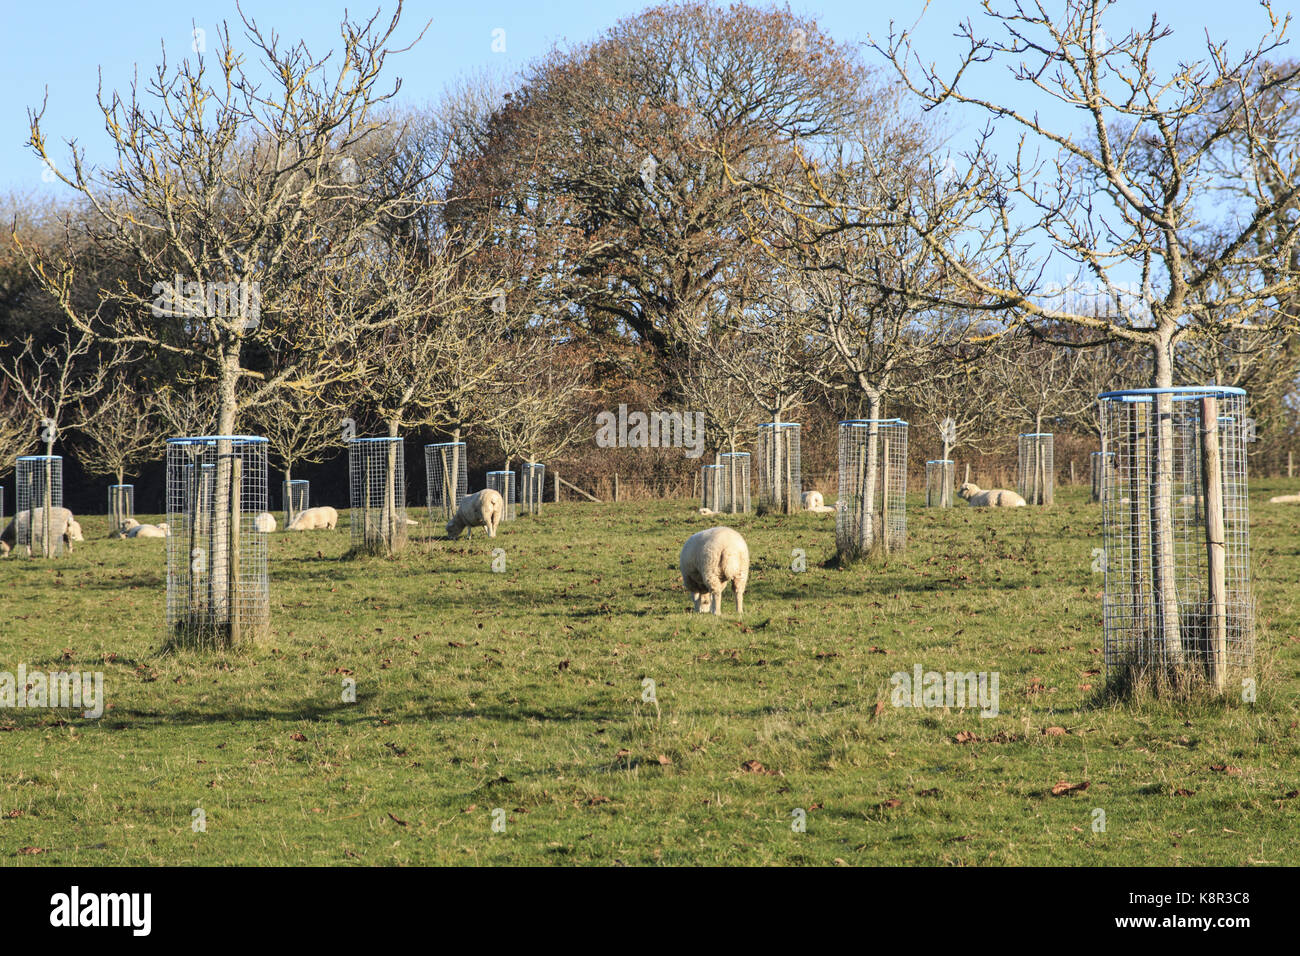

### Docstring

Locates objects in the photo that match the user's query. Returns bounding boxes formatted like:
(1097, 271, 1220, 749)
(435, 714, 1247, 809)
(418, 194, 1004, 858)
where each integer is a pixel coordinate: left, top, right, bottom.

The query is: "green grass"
(2, 483, 1298, 865)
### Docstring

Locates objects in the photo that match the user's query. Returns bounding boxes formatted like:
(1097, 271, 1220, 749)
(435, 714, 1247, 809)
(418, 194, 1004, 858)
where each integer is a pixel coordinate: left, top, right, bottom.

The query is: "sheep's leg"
(711, 589, 723, 616)
(735, 583, 744, 618)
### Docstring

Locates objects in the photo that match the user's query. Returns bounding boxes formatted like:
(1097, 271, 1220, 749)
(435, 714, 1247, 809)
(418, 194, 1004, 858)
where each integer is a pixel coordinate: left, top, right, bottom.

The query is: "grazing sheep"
(405, 518, 419, 527)
(679, 526, 749, 617)
(957, 482, 1027, 508)
(0, 507, 78, 556)
(286, 506, 338, 531)
(446, 489, 504, 540)
(1269, 494, 1300, 504)
(254, 512, 277, 533)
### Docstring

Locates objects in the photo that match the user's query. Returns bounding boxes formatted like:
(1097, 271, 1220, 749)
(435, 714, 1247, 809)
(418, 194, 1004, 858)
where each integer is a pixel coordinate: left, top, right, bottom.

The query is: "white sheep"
(254, 512, 277, 533)
(127, 522, 168, 538)
(446, 489, 504, 540)
(111, 517, 141, 539)
(679, 526, 749, 617)
(802, 490, 835, 514)
(286, 506, 338, 531)
(1269, 494, 1300, 504)
(0, 507, 78, 556)
(957, 482, 1027, 508)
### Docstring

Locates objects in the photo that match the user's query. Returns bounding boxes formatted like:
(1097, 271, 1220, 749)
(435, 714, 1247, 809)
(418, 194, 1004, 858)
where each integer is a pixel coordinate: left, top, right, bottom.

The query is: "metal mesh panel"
(487, 471, 516, 521)
(701, 463, 722, 511)
(424, 442, 468, 522)
(519, 462, 545, 516)
(348, 437, 408, 554)
(108, 484, 135, 530)
(719, 452, 751, 514)
(756, 422, 801, 512)
(15, 455, 64, 558)
(282, 479, 309, 524)
(166, 436, 269, 646)
(1017, 433, 1055, 505)
(1090, 451, 1114, 504)
(925, 459, 955, 508)
(836, 420, 908, 555)
(1099, 387, 1253, 689)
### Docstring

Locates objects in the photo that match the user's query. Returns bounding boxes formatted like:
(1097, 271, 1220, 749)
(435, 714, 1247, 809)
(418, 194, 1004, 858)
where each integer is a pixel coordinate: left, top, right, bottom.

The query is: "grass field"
(2, 482, 1298, 866)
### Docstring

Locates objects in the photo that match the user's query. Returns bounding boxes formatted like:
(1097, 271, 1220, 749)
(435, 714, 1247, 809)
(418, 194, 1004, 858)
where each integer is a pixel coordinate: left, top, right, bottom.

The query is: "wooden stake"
(1200, 397, 1229, 692)
(229, 456, 242, 645)
(881, 436, 891, 555)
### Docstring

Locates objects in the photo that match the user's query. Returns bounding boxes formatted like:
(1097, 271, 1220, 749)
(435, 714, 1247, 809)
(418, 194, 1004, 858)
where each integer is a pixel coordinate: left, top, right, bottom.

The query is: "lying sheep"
(111, 517, 141, 539)
(1269, 494, 1300, 504)
(802, 490, 835, 514)
(957, 482, 1027, 508)
(127, 522, 169, 538)
(446, 489, 503, 540)
(254, 512, 277, 533)
(0, 507, 79, 556)
(679, 526, 749, 617)
(287, 506, 338, 531)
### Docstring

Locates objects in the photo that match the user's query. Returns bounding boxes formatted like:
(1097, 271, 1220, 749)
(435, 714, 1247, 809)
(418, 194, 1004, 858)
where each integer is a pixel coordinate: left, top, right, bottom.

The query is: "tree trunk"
(1151, 342, 1184, 664)
(858, 396, 882, 552)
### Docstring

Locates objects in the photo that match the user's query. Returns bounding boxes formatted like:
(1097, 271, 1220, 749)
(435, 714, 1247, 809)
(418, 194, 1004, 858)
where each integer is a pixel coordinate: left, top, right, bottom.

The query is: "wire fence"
(166, 436, 269, 647)
(16, 455, 63, 558)
(1099, 387, 1253, 691)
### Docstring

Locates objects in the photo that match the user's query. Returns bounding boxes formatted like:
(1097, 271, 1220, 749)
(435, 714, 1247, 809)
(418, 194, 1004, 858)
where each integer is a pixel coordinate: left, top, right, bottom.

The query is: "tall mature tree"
(449, 2, 872, 363)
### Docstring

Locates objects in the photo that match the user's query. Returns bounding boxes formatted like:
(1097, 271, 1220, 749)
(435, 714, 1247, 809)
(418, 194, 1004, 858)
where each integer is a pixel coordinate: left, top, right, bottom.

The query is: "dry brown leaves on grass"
(1051, 781, 1090, 796)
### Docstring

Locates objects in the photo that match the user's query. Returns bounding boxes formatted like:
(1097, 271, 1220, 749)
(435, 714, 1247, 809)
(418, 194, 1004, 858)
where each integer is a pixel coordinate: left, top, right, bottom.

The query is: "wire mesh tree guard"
(836, 419, 908, 557)
(700, 463, 722, 512)
(1090, 451, 1114, 504)
(108, 483, 135, 532)
(348, 437, 408, 555)
(719, 451, 751, 514)
(925, 459, 955, 508)
(16, 455, 64, 558)
(487, 470, 516, 522)
(166, 436, 269, 648)
(1018, 433, 1055, 505)
(282, 479, 309, 525)
(424, 441, 467, 523)
(519, 462, 545, 516)
(1099, 387, 1253, 693)
(757, 422, 801, 513)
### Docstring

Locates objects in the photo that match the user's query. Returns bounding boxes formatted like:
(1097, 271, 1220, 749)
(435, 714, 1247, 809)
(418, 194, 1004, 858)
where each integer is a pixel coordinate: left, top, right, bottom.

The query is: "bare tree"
(76, 375, 164, 489)
(728, 1, 1300, 678)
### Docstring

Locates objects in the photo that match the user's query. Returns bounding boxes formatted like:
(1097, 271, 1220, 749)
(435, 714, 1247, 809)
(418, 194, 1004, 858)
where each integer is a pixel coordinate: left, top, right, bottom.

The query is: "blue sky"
(0, 0, 1289, 201)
